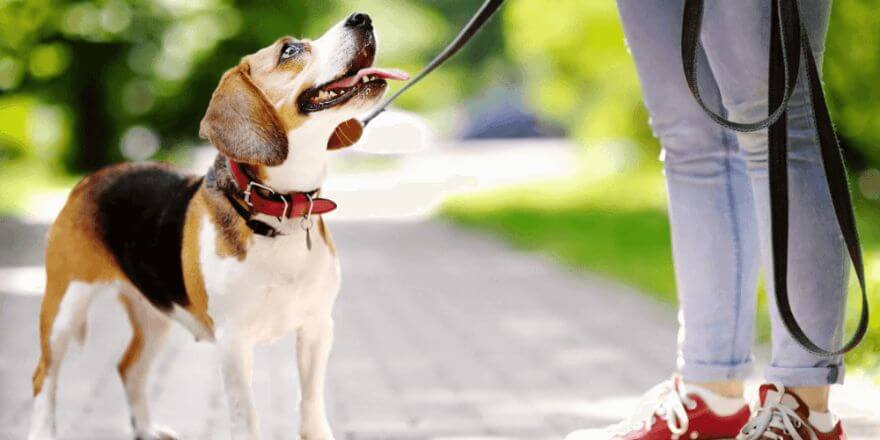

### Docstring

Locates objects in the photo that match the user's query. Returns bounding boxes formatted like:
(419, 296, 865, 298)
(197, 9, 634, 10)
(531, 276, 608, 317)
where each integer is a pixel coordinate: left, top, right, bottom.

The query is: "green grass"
(444, 167, 880, 375)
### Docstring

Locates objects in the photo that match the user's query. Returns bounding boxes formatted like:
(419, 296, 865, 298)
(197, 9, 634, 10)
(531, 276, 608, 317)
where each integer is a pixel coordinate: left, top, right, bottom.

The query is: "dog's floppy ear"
(200, 64, 288, 166)
(327, 119, 363, 150)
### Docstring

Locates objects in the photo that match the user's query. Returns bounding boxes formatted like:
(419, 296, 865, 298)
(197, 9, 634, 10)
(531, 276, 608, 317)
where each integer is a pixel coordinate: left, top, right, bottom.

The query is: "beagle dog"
(28, 13, 407, 440)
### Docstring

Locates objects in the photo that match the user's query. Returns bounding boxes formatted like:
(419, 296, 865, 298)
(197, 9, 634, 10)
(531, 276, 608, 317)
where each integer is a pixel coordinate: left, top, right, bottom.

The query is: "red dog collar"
(227, 159, 337, 219)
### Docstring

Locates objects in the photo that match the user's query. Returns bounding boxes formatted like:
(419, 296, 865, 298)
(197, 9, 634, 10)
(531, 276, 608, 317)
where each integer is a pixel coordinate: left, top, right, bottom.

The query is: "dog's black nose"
(346, 12, 372, 29)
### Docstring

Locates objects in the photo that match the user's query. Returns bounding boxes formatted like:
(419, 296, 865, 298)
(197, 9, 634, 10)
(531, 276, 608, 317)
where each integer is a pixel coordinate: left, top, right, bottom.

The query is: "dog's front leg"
(218, 335, 261, 440)
(297, 319, 334, 440)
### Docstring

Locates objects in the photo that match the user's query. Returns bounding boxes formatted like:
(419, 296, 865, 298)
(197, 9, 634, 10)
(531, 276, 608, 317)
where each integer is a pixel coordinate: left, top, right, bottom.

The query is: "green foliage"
(0, 160, 79, 216)
(500, 1, 880, 170)
(0, 0, 512, 173)
(825, 0, 880, 167)
(4, 1, 875, 173)
(502, 0, 652, 154)
(1, 0, 261, 170)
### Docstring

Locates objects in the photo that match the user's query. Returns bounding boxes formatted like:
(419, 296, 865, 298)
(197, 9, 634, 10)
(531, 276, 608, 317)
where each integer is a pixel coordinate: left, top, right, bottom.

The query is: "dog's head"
(199, 13, 407, 168)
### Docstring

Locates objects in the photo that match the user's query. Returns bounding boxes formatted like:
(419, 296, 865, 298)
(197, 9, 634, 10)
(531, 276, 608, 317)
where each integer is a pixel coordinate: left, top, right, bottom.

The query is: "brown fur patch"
(199, 64, 289, 167)
(116, 294, 144, 379)
(180, 189, 217, 333)
(245, 37, 309, 103)
(208, 194, 253, 260)
(276, 101, 308, 132)
(33, 169, 128, 395)
(317, 217, 336, 256)
(238, 162, 270, 188)
(203, 156, 257, 260)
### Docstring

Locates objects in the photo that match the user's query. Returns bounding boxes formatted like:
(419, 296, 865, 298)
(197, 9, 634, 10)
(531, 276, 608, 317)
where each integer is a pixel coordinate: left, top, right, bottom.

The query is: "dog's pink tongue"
(325, 67, 409, 90)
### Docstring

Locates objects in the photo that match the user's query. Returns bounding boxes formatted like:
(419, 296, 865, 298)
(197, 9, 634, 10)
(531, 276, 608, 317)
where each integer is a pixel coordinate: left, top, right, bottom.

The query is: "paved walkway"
(2, 140, 879, 439)
(1, 218, 879, 440)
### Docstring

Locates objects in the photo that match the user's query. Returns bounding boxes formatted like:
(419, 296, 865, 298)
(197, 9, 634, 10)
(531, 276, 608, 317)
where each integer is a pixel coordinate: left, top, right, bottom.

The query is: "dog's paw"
(27, 423, 56, 440)
(299, 429, 334, 440)
(299, 435, 335, 440)
(27, 431, 56, 440)
(134, 425, 179, 440)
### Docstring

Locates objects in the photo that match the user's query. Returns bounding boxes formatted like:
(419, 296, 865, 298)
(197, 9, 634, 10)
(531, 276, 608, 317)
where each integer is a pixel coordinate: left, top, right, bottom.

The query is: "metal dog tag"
(301, 216, 314, 251)
(301, 193, 316, 251)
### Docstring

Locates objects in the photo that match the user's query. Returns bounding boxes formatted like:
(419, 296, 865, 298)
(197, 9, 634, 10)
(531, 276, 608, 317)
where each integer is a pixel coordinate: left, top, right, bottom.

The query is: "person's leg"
(567, 5, 759, 438)
(567, 4, 760, 438)
(617, 0, 761, 391)
(699, 0, 843, 408)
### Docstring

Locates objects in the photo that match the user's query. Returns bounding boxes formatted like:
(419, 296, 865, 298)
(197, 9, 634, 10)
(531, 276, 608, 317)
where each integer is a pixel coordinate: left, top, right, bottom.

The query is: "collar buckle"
(244, 180, 291, 219)
(243, 180, 276, 207)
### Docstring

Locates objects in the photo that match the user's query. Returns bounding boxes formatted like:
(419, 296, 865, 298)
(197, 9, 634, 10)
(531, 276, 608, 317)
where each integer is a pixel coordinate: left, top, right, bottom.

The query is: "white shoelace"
(607, 378, 697, 436)
(737, 384, 818, 440)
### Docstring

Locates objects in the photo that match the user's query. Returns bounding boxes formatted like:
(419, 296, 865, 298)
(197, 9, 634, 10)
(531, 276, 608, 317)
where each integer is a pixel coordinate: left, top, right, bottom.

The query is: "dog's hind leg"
(29, 280, 102, 440)
(117, 293, 178, 440)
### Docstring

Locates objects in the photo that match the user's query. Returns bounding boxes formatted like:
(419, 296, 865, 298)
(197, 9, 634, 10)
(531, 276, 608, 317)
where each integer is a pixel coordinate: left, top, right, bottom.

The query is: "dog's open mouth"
(299, 66, 408, 113)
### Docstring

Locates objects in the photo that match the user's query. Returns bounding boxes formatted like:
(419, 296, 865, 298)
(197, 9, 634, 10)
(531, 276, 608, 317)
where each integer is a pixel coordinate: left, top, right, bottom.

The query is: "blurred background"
(1, 0, 879, 439)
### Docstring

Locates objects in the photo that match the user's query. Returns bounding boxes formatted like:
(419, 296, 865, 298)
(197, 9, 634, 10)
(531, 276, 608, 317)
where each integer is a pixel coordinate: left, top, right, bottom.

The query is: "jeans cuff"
(764, 363, 845, 386)
(679, 357, 754, 382)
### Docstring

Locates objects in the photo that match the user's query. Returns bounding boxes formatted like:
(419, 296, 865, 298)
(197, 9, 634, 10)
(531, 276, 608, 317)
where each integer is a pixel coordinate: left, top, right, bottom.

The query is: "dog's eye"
(280, 43, 303, 61)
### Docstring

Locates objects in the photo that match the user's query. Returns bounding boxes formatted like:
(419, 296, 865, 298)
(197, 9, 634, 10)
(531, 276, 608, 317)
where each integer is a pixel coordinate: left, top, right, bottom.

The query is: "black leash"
(682, 0, 869, 357)
(360, 0, 506, 127)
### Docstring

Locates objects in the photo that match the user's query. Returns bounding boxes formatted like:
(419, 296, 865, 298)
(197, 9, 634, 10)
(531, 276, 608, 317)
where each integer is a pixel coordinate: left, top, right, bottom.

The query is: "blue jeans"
(617, 0, 847, 386)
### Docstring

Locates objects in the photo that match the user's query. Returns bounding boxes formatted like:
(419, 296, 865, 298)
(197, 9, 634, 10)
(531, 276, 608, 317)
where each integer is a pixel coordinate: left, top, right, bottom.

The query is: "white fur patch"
(262, 117, 338, 193)
(170, 305, 214, 342)
(310, 19, 361, 87)
(199, 215, 341, 344)
(194, 210, 340, 438)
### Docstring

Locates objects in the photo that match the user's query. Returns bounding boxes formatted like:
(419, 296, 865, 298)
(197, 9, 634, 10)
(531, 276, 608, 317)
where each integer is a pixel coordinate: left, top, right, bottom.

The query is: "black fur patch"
(96, 164, 203, 311)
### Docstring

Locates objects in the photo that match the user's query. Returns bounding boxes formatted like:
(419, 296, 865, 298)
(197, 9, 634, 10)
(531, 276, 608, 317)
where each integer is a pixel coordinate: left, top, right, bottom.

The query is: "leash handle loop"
(682, 0, 869, 357)
(681, 0, 801, 132)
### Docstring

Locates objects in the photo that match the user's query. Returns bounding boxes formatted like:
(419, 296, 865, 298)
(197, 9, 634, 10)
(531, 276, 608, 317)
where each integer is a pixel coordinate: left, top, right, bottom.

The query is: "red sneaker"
(566, 377, 750, 440)
(736, 384, 845, 440)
